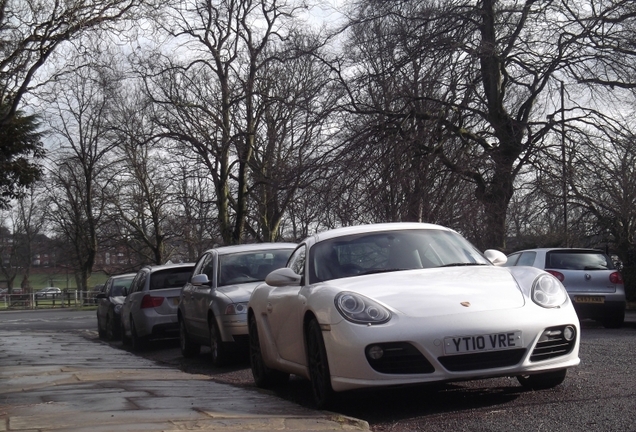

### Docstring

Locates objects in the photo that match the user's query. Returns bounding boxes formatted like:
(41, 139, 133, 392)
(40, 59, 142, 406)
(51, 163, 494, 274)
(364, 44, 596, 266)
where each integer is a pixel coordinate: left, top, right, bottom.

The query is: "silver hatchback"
(505, 248, 626, 328)
(121, 262, 195, 350)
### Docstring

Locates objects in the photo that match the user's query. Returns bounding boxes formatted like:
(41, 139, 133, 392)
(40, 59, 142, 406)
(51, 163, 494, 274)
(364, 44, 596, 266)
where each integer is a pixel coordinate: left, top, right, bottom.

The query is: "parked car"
(1, 288, 24, 300)
(505, 248, 626, 328)
(178, 243, 296, 366)
(35, 287, 62, 299)
(96, 273, 136, 340)
(248, 223, 580, 409)
(121, 263, 195, 350)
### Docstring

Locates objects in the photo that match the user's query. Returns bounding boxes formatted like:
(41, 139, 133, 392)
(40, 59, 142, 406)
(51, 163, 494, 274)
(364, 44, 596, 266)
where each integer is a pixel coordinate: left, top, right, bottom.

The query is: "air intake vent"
(530, 325, 577, 362)
(365, 342, 435, 374)
(439, 348, 526, 372)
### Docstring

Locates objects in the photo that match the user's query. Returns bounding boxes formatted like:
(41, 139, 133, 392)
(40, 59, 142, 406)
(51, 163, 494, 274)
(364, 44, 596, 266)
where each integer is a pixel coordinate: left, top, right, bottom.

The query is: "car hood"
(328, 266, 526, 317)
(217, 281, 262, 302)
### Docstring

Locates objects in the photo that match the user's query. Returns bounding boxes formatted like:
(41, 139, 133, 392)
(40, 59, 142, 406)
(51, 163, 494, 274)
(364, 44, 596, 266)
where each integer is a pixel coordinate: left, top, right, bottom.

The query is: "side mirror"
(191, 274, 210, 286)
(265, 267, 301, 287)
(95, 293, 107, 299)
(484, 249, 507, 266)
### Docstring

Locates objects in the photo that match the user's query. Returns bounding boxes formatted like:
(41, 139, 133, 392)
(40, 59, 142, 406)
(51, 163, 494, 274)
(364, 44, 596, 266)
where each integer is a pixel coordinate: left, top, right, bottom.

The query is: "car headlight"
(335, 292, 391, 324)
(114, 304, 122, 314)
(532, 274, 568, 308)
(224, 302, 248, 315)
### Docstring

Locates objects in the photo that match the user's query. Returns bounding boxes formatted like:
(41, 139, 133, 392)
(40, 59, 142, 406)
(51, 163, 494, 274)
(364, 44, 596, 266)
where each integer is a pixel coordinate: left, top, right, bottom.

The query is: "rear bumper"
(570, 297, 626, 319)
(135, 311, 179, 339)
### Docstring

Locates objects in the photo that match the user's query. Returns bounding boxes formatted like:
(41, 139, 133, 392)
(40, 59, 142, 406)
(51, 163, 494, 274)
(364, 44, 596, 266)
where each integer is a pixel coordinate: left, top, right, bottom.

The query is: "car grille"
(438, 348, 527, 372)
(530, 325, 577, 362)
(365, 342, 435, 374)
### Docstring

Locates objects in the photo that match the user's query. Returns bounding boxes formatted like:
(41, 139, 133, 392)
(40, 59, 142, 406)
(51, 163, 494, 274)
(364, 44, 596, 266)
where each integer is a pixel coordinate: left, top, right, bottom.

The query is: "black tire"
(119, 317, 130, 345)
(179, 319, 200, 358)
(306, 318, 334, 409)
(105, 311, 119, 341)
(209, 315, 230, 367)
(130, 318, 146, 351)
(249, 315, 289, 388)
(602, 310, 625, 329)
(517, 369, 567, 390)
(97, 314, 106, 339)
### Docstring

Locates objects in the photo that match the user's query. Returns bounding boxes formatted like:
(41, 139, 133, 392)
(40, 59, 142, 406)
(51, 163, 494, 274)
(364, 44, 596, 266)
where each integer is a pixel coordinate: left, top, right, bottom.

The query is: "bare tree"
(44, 63, 119, 291)
(0, 0, 149, 200)
(332, 0, 636, 248)
(140, 0, 317, 245)
(568, 124, 636, 299)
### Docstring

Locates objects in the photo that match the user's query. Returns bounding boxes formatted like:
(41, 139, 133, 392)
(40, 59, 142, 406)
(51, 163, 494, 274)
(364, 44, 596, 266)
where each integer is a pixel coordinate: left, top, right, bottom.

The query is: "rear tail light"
(546, 270, 564, 282)
(609, 272, 623, 284)
(140, 294, 164, 309)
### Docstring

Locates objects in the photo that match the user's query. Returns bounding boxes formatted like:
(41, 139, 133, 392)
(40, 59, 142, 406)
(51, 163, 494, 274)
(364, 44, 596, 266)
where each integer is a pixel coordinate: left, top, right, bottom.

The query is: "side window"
(129, 274, 140, 294)
(504, 253, 520, 267)
(193, 253, 214, 280)
(517, 252, 537, 266)
(103, 278, 113, 296)
(201, 254, 216, 281)
(130, 271, 147, 294)
(288, 245, 306, 277)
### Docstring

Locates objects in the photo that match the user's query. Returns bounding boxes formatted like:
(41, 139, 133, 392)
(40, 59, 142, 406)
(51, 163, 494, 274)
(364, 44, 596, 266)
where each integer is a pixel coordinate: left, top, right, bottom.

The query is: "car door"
(97, 277, 114, 323)
(122, 270, 147, 334)
(267, 245, 308, 366)
(191, 252, 216, 339)
(183, 252, 214, 339)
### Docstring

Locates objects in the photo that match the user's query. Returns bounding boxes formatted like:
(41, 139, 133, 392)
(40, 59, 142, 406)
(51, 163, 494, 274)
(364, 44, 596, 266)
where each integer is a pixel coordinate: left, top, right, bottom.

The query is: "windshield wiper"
(358, 268, 409, 276)
(439, 263, 487, 268)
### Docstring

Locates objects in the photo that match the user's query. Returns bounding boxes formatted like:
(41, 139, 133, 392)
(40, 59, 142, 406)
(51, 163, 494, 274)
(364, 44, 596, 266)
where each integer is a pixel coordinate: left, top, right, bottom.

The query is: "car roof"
(111, 272, 137, 279)
(209, 243, 297, 255)
(510, 247, 605, 254)
(141, 262, 195, 272)
(307, 222, 453, 243)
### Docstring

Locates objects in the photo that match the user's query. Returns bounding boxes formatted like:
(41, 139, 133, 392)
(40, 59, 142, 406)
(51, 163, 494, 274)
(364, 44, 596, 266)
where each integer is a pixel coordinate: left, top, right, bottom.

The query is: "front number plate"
(444, 331, 522, 355)
(574, 296, 604, 304)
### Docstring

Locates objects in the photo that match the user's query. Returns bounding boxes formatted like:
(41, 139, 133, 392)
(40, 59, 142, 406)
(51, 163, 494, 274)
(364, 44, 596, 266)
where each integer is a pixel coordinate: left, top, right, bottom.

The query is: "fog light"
(367, 345, 384, 360)
(563, 325, 575, 341)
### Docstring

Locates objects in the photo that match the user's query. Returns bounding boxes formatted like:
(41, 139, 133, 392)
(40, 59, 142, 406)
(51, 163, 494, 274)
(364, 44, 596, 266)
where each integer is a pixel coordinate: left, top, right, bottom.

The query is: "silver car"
(178, 243, 296, 366)
(121, 262, 195, 350)
(505, 248, 626, 328)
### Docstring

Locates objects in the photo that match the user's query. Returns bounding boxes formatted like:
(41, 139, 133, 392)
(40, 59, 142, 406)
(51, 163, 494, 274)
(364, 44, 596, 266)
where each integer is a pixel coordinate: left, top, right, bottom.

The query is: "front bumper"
(321, 307, 581, 392)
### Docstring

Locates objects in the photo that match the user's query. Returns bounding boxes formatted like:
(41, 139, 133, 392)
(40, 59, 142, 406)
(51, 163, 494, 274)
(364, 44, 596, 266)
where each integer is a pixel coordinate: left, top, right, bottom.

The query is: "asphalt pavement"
(0, 329, 369, 431)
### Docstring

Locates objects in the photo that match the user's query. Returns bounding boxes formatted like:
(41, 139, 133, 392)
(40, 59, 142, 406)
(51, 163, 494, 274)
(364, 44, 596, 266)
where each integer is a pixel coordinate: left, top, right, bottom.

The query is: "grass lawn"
(11, 271, 111, 291)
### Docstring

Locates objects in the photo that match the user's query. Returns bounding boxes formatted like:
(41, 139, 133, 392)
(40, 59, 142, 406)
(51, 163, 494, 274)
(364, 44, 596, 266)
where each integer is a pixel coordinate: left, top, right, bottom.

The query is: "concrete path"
(0, 330, 369, 431)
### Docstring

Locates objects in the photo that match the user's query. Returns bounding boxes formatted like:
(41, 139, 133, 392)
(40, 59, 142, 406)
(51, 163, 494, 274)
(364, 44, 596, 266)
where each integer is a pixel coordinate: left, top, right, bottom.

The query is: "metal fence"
(0, 291, 97, 310)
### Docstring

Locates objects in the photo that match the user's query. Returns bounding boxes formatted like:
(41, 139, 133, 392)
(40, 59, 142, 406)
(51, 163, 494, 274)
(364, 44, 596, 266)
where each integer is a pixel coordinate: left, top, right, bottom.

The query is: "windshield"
(218, 249, 292, 286)
(310, 229, 489, 283)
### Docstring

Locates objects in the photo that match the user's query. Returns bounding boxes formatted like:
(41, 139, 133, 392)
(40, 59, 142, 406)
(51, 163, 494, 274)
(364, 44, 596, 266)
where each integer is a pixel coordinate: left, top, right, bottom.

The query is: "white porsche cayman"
(247, 223, 580, 409)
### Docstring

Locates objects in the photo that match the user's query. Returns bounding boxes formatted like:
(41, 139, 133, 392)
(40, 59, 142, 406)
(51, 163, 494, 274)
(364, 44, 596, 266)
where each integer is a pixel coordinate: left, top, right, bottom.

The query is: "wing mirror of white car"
(191, 274, 210, 286)
(265, 267, 302, 287)
(484, 249, 507, 266)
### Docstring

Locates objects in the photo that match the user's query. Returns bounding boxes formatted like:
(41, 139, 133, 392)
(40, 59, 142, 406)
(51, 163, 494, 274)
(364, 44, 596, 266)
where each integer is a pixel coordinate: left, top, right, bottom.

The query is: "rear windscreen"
(545, 251, 614, 271)
(149, 268, 193, 290)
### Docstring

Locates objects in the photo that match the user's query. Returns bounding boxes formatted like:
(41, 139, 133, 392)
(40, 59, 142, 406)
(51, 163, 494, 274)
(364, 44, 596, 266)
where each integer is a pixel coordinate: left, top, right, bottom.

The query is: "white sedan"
(247, 223, 580, 408)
